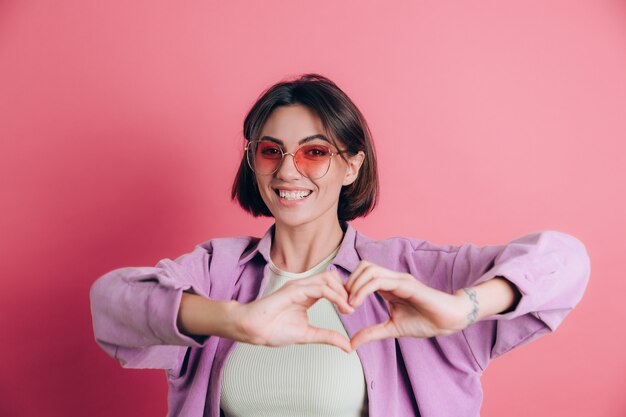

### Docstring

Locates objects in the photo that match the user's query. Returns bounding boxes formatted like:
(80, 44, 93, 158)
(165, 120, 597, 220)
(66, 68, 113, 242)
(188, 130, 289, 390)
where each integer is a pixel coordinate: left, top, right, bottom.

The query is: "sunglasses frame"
(245, 140, 350, 179)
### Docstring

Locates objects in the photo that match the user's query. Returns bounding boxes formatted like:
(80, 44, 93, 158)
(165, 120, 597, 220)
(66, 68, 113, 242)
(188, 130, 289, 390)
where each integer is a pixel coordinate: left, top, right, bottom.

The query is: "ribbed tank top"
(220, 245, 368, 417)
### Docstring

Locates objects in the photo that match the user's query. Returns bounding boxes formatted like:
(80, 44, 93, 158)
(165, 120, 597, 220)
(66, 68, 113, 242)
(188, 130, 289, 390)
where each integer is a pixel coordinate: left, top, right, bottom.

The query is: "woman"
(90, 73, 590, 417)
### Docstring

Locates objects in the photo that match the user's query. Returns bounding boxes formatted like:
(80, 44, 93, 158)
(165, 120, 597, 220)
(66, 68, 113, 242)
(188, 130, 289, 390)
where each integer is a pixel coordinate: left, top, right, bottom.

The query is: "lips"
(273, 186, 313, 201)
(277, 189, 312, 200)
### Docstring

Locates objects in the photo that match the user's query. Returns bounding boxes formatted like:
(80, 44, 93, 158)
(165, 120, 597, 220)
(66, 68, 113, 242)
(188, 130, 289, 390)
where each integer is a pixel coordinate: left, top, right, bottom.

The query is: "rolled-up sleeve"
(451, 230, 591, 370)
(89, 245, 213, 370)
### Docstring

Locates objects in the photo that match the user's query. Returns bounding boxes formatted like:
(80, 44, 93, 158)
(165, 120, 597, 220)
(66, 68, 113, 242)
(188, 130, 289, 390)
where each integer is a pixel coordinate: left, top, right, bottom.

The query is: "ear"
(342, 151, 365, 186)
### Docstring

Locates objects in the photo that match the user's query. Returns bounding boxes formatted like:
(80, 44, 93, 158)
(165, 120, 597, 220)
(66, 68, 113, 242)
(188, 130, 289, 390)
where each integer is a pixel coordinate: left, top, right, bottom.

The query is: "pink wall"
(1, 1, 624, 416)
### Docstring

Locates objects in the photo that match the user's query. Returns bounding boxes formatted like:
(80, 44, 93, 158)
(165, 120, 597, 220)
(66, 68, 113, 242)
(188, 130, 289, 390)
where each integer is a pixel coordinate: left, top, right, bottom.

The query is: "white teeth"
(278, 190, 312, 200)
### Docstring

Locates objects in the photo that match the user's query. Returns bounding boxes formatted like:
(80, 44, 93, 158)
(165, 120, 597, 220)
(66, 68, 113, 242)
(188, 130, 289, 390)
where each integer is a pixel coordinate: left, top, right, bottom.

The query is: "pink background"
(1, 1, 625, 416)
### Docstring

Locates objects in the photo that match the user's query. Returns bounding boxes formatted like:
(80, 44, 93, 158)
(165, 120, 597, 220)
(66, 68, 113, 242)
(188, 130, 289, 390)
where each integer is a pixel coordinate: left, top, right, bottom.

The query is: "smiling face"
(254, 104, 364, 229)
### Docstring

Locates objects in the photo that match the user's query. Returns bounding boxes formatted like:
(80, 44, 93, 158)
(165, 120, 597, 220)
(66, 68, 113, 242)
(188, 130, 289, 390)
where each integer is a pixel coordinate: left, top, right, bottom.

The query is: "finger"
(297, 271, 348, 300)
(322, 270, 350, 301)
(348, 264, 390, 305)
(319, 284, 355, 314)
(345, 260, 372, 292)
(350, 320, 398, 351)
(301, 284, 354, 314)
(302, 326, 353, 353)
(346, 263, 380, 299)
(349, 275, 402, 308)
(317, 276, 354, 315)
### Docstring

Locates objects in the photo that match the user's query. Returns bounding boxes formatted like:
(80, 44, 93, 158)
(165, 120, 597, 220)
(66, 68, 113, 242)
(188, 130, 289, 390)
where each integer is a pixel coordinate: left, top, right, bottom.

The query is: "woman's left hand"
(345, 260, 471, 350)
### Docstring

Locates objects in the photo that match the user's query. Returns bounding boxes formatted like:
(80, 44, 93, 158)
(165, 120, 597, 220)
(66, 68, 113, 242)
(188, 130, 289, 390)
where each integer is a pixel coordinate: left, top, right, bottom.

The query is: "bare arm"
(176, 292, 242, 339)
(176, 271, 355, 353)
(453, 276, 522, 325)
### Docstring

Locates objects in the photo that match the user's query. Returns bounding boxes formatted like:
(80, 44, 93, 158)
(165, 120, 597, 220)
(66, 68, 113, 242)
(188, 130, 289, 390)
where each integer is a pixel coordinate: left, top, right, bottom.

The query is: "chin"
(272, 212, 316, 228)
(262, 191, 336, 229)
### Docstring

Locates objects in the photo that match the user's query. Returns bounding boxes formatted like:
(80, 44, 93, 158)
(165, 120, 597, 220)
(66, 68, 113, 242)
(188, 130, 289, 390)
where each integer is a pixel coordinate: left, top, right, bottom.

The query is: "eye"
(261, 147, 280, 155)
(303, 145, 329, 158)
(258, 142, 283, 158)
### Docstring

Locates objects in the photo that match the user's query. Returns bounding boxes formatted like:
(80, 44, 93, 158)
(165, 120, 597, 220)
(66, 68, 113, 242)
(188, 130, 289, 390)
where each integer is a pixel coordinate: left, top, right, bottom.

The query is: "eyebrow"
(259, 134, 331, 146)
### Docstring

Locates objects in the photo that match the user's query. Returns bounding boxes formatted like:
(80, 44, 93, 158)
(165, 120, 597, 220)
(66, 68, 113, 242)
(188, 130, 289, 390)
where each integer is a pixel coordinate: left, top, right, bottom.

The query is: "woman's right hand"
(232, 270, 354, 353)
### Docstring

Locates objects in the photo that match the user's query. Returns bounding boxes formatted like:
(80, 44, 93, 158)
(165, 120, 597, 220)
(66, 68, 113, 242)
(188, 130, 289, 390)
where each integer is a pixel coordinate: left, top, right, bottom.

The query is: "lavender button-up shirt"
(90, 222, 590, 417)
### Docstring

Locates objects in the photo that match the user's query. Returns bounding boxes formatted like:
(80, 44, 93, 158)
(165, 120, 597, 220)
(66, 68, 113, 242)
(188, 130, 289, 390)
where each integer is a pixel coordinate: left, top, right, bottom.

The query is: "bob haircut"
(231, 73, 379, 222)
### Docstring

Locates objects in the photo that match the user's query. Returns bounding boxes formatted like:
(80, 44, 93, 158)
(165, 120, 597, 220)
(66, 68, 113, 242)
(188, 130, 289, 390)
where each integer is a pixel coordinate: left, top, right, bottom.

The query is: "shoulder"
(165, 235, 260, 272)
(154, 235, 262, 296)
(194, 236, 261, 258)
(195, 235, 260, 254)
(354, 230, 460, 257)
(352, 229, 462, 287)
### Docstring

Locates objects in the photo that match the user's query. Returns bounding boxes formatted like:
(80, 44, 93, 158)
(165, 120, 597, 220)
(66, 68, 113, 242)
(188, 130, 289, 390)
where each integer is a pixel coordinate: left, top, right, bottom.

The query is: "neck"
(270, 218, 345, 273)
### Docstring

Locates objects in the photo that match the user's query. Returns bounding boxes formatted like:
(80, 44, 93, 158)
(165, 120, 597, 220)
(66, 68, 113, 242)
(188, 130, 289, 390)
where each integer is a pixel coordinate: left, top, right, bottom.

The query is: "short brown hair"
(231, 73, 379, 222)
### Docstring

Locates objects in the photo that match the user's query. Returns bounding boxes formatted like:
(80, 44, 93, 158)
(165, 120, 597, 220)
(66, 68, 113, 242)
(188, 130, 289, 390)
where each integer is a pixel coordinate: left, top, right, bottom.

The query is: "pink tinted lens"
(254, 141, 282, 174)
(295, 144, 331, 178)
(251, 141, 332, 178)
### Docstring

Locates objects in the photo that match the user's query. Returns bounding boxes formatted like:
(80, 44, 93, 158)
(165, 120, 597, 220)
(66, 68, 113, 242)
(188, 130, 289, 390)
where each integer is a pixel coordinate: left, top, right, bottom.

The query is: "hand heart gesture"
(235, 260, 474, 352)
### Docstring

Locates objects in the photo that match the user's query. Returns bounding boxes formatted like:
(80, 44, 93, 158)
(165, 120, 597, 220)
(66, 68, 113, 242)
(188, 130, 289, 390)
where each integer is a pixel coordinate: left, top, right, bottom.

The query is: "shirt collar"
(238, 221, 362, 273)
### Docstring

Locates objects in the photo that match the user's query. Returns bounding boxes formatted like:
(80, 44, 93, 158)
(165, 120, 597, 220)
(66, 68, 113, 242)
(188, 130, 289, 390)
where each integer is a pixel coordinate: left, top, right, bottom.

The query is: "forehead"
(260, 105, 324, 139)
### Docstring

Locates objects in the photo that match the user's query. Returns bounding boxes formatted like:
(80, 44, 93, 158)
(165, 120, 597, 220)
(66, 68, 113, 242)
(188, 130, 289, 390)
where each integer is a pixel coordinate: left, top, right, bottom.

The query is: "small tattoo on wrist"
(462, 287, 479, 325)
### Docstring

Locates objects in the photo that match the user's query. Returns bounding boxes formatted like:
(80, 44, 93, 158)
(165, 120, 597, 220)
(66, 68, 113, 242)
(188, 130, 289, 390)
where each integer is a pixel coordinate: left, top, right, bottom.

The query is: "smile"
(276, 189, 312, 200)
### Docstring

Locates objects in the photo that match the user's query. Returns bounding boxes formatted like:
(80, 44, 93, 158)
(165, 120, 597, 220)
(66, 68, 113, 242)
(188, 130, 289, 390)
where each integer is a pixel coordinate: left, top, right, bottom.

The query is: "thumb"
(350, 320, 398, 351)
(302, 326, 353, 353)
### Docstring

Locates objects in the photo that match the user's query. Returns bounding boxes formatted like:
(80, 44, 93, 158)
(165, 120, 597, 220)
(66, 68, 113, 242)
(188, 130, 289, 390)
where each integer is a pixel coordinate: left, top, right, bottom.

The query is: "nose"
(275, 152, 302, 180)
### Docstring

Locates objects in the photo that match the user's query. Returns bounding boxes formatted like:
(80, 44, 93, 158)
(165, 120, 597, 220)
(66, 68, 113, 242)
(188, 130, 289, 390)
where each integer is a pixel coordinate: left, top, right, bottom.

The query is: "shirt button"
(329, 265, 336, 271)
(370, 380, 375, 390)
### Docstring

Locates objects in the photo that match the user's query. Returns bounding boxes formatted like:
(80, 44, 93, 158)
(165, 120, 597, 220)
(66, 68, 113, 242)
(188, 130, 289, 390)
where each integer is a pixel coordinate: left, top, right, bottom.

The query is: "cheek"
(253, 178, 270, 199)
(327, 165, 349, 190)
(316, 174, 345, 201)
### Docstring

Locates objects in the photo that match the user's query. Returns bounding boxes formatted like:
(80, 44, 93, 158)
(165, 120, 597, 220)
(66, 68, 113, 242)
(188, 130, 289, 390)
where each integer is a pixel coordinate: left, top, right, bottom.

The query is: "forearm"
(454, 276, 522, 325)
(177, 292, 242, 339)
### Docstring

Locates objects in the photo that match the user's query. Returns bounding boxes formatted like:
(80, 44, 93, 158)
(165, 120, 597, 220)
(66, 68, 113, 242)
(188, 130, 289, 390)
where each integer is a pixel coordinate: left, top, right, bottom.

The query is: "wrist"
(228, 300, 266, 344)
(177, 294, 243, 340)
(453, 287, 480, 329)
(220, 300, 246, 341)
(453, 277, 522, 327)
